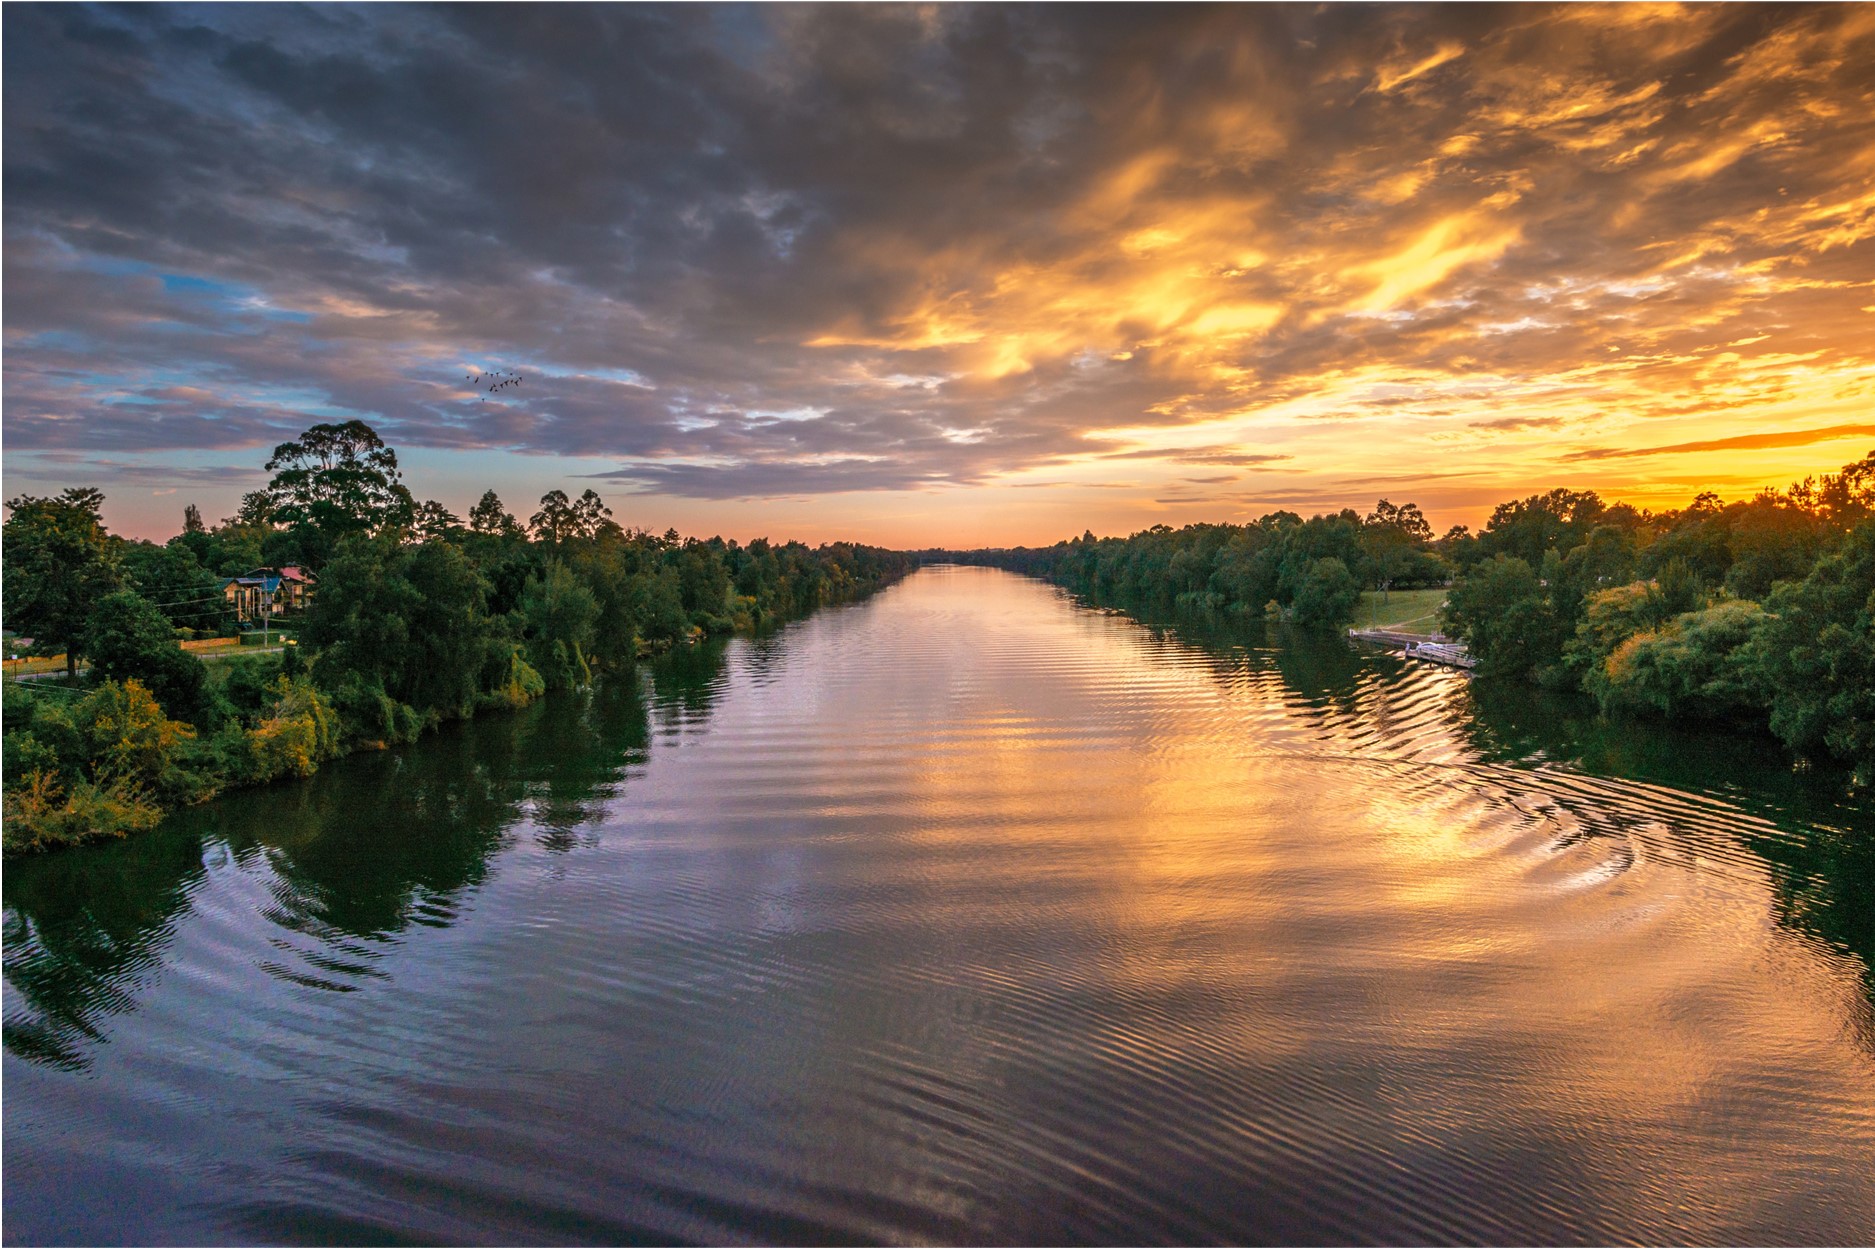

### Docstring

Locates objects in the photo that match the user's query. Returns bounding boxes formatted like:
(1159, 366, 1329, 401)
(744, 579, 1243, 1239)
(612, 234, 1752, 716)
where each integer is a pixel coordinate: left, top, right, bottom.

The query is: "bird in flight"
(464, 367, 524, 397)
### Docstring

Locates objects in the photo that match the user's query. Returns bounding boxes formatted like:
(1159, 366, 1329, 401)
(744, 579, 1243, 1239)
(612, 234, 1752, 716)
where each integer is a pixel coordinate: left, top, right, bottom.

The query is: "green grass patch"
(1352, 587, 1447, 634)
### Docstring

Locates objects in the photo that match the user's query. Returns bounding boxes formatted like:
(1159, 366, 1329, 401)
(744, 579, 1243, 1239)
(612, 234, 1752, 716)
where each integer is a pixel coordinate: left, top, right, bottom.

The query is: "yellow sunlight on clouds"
(787, 2, 1875, 540)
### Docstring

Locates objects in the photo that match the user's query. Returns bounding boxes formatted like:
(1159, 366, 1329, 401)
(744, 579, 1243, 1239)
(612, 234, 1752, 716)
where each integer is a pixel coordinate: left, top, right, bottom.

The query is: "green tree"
(573, 489, 615, 540)
(1585, 600, 1768, 723)
(1477, 488, 1604, 566)
(468, 489, 522, 537)
(122, 540, 228, 633)
(1291, 557, 1361, 628)
(412, 499, 463, 543)
(305, 536, 512, 728)
(520, 560, 599, 688)
(529, 488, 614, 545)
(1753, 521, 1875, 780)
(3, 487, 124, 676)
(1443, 555, 1567, 680)
(264, 420, 416, 553)
(83, 590, 211, 725)
(529, 490, 579, 545)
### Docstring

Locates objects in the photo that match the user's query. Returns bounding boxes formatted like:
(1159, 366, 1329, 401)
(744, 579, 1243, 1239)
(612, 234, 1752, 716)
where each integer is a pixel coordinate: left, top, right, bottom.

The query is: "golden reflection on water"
(769, 568, 1875, 1235)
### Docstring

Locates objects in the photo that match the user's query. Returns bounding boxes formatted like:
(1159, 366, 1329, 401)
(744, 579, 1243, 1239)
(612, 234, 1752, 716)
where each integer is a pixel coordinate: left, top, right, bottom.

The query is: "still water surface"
(6, 566, 1875, 1244)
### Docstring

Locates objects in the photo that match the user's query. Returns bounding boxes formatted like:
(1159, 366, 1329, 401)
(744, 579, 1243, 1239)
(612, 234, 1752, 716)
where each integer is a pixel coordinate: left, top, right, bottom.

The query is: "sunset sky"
(6, 3, 1874, 547)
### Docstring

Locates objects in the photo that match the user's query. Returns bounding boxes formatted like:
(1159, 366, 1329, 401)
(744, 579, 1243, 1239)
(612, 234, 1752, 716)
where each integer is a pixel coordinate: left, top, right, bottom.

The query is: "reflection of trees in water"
(1457, 676, 1875, 989)
(1115, 596, 1372, 714)
(647, 636, 732, 731)
(2, 829, 208, 1070)
(1103, 592, 1875, 1001)
(2, 655, 696, 1069)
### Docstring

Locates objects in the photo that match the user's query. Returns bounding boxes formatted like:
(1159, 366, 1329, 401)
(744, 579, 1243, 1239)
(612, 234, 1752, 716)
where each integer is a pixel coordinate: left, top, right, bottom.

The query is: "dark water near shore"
(7, 565, 1875, 1245)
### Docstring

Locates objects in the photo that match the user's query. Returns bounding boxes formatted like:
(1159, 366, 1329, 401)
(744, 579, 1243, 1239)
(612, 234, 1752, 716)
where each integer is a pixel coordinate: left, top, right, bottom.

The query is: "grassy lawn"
(5, 654, 73, 677)
(5, 637, 291, 682)
(1351, 587, 1447, 635)
(182, 637, 245, 655)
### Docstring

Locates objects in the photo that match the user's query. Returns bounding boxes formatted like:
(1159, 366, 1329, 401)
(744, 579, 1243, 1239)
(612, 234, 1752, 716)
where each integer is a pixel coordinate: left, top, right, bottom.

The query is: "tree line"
(928, 496, 1451, 628)
(946, 449, 1875, 782)
(2, 420, 915, 851)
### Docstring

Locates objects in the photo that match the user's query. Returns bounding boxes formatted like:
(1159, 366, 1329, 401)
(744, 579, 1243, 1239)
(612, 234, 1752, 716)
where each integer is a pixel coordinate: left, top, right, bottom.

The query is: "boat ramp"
(1346, 628, 1477, 670)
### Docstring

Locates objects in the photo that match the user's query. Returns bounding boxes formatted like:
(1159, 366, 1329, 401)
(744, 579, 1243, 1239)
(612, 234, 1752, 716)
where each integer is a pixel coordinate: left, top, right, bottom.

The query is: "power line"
(139, 593, 231, 609)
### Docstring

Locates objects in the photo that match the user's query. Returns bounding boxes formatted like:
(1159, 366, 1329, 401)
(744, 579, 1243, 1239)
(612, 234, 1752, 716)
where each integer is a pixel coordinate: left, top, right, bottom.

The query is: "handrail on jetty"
(1346, 628, 1477, 671)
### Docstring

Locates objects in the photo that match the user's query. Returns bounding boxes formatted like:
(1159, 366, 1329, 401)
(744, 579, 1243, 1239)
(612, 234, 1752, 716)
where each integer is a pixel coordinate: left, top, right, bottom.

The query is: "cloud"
(1094, 445, 1293, 465)
(4, 3, 1873, 536)
(1563, 423, 1875, 461)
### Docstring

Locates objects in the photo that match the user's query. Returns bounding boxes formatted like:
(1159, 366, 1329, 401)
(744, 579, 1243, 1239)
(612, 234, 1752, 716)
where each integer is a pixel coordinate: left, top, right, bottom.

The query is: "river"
(6, 565, 1874, 1244)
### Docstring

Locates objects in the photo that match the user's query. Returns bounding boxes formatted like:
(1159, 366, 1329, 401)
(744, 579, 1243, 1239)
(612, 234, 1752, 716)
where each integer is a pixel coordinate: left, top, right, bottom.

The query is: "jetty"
(1347, 627, 1477, 670)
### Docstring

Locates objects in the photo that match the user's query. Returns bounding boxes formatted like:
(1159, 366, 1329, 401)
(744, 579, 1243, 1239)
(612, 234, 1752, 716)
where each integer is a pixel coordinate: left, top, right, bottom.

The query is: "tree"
(468, 489, 521, 537)
(304, 535, 507, 727)
(1584, 600, 1767, 723)
(83, 590, 211, 725)
(1365, 499, 1433, 543)
(263, 420, 416, 550)
(529, 490, 578, 545)
(520, 560, 599, 687)
(2, 487, 124, 676)
(573, 489, 616, 540)
(1291, 556, 1361, 628)
(1753, 520, 1875, 781)
(1477, 488, 1605, 566)
(1443, 555, 1567, 680)
(122, 540, 228, 633)
(412, 500, 463, 543)
(183, 503, 205, 535)
(232, 491, 277, 528)
(530, 488, 614, 545)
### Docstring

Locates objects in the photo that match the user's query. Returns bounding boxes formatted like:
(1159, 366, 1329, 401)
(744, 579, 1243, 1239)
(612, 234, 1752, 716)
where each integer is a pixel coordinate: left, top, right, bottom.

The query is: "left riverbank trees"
(2, 421, 915, 851)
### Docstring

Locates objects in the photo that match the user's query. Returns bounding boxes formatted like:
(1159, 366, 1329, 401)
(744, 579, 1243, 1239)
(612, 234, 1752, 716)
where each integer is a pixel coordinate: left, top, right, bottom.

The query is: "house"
(222, 566, 316, 623)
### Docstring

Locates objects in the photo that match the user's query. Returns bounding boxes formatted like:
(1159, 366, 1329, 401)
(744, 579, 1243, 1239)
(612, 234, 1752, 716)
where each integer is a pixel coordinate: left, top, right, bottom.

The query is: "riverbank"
(2, 564, 916, 855)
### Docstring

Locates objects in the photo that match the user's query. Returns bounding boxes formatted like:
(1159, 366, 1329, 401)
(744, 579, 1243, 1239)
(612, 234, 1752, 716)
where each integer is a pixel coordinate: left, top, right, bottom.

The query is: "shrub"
(1585, 600, 1768, 722)
(3, 769, 162, 852)
(247, 677, 341, 780)
(327, 673, 422, 748)
(477, 645, 547, 710)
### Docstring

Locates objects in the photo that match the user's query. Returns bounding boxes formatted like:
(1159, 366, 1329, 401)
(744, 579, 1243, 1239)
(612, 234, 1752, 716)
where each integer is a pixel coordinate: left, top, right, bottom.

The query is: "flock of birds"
(466, 368, 524, 400)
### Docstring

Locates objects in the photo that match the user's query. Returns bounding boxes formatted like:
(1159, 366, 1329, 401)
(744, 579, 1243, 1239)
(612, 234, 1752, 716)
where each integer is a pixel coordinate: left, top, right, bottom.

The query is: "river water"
(6, 565, 1874, 1244)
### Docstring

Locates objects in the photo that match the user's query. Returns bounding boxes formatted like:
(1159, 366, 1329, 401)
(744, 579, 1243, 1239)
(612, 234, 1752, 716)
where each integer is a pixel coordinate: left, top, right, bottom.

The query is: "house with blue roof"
(221, 566, 316, 624)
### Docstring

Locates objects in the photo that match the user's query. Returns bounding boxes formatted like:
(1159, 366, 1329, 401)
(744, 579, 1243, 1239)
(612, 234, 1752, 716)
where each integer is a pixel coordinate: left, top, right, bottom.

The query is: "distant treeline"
(943, 450, 1875, 783)
(2, 420, 915, 851)
(921, 496, 1452, 628)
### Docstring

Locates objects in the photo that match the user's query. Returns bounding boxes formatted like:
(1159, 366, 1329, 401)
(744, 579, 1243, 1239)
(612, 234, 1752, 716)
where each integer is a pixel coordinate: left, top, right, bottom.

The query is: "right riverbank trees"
(951, 449, 1875, 783)
(1440, 453, 1874, 781)
(2, 422, 916, 851)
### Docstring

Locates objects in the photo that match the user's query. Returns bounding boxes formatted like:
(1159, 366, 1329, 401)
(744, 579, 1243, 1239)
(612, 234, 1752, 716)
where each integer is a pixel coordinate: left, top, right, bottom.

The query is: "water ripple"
(6, 566, 1874, 1245)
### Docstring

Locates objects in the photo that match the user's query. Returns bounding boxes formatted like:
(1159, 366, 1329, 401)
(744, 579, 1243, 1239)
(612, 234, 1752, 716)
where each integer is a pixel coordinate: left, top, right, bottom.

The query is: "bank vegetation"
(2, 421, 914, 851)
